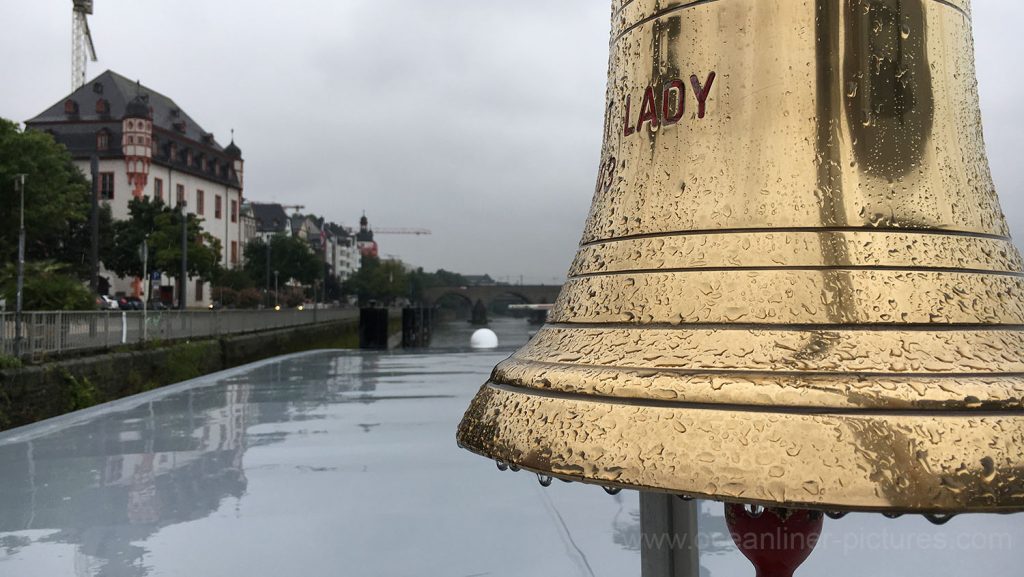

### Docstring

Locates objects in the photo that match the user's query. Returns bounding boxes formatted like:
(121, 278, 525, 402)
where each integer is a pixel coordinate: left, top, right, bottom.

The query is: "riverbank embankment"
(0, 313, 402, 430)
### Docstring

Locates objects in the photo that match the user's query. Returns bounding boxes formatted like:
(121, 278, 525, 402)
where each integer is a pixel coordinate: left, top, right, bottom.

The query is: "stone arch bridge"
(422, 285, 563, 310)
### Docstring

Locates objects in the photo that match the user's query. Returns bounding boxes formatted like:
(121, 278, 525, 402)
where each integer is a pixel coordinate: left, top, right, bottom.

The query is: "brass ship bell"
(459, 0, 1024, 516)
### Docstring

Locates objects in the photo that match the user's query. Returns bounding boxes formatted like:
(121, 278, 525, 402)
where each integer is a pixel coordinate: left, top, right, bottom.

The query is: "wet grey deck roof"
(0, 343, 1021, 576)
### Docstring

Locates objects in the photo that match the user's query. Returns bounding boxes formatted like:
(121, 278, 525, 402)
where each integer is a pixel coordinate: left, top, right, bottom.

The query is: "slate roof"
(27, 70, 223, 150)
(250, 203, 291, 235)
(25, 70, 241, 188)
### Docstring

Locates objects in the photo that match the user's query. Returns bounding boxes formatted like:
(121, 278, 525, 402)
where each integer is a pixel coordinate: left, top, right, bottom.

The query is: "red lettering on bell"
(622, 72, 716, 136)
(662, 79, 685, 125)
(636, 86, 660, 132)
(690, 71, 716, 119)
(623, 95, 636, 137)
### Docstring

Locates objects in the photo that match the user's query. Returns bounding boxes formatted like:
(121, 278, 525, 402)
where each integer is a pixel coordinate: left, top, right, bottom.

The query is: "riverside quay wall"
(0, 313, 402, 431)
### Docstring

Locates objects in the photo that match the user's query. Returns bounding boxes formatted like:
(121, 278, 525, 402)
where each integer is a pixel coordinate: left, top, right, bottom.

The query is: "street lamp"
(178, 201, 188, 310)
(140, 236, 149, 341)
(273, 270, 279, 310)
(13, 174, 26, 358)
(265, 238, 272, 309)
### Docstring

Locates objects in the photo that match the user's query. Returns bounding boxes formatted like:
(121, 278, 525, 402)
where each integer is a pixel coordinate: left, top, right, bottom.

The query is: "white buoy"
(470, 328, 499, 349)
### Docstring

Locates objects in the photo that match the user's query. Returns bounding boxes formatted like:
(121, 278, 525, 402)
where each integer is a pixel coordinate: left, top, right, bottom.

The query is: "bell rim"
(458, 381, 1024, 514)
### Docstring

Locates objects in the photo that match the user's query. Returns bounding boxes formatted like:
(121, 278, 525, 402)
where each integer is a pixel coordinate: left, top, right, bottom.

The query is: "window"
(196, 190, 205, 215)
(195, 280, 204, 301)
(231, 199, 238, 223)
(231, 241, 238, 265)
(215, 195, 222, 219)
(99, 172, 114, 200)
(96, 99, 109, 114)
(170, 143, 177, 161)
(96, 130, 109, 151)
(186, 149, 193, 166)
(154, 178, 163, 201)
(176, 184, 185, 207)
(64, 99, 78, 115)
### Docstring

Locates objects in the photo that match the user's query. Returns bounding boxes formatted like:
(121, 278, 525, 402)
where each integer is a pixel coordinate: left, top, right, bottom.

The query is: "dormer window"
(95, 98, 109, 115)
(64, 99, 79, 115)
(202, 133, 214, 145)
(170, 143, 178, 161)
(96, 129, 110, 151)
(186, 149, 193, 166)
(173, 121, 187, 133)
(92, 82, 104, 94)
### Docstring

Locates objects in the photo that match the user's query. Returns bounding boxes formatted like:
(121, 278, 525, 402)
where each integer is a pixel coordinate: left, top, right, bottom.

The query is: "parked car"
(117, 297, 143, 311)
(97, 295, 119, 310)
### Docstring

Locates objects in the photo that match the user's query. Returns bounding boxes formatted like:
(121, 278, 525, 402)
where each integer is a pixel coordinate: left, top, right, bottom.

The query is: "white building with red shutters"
(25, 70, 246, 307)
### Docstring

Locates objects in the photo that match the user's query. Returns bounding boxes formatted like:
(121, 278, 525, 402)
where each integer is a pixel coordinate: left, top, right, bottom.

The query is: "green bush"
(0, 355, 22, 370)
(0, 261, 94, 310)
(238, 288, 263, 309)
(213, 286, 239, 307)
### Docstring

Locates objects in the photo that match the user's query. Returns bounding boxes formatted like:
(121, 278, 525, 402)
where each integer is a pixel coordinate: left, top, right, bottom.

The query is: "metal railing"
(0, 308, 358, 360)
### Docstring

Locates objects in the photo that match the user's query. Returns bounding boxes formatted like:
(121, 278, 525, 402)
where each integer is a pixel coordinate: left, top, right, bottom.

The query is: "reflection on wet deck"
(0, 349, 642, 576)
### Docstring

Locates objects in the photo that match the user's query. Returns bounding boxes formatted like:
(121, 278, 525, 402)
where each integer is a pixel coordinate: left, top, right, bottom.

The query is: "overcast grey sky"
(1, 2, 1022, 283)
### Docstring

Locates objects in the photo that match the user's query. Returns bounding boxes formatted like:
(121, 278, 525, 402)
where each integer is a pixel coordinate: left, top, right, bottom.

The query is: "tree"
(243, 235, 321, 288)
(0, 261, 94, 311)
(343, 255, 409, 305)
(213, 268, 257, 291)
(108, 196, 221, 283)
(0, 119, 114, 281)
(407, 267, 470, 303)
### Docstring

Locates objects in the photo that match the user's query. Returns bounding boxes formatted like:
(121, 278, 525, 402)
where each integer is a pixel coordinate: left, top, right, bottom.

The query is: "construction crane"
(375, 228, 432, 236)
(279, 204, 306, 213)
(71, 0, 98, 91)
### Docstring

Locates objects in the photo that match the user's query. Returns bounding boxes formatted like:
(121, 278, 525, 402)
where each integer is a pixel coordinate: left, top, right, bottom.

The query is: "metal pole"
(179, 202, 188, 310)
(14, 174, 26, 358)
(89, 156, 99, 295)
(265, 238, 271, 308)
(142, 238, 148, 342)
(639, 493, 699, 577)
(274, 270, 279, 308)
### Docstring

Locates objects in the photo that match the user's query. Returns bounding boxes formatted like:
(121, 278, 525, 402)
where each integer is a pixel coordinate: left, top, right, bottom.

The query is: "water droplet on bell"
(604, 486, 622, 495)
(537, 474, 553, 487)
(509, 464, 521, 472)
(883, 512, 903, 519)
(826, 511, 847, 520)
(745, 504, 765, 518)
(496, 460, 508, 472)
(925, 513, 956, 526)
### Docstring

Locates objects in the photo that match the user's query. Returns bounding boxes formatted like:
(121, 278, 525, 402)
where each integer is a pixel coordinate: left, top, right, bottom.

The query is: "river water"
(0, 319, 1020, 576)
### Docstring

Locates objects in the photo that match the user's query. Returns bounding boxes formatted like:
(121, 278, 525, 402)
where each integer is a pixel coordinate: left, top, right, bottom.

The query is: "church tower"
(356, 213, 379, 258)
